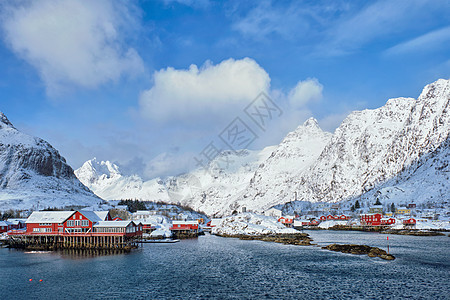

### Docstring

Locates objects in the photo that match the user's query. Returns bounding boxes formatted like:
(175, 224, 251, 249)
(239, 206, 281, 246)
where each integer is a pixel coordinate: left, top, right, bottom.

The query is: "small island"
(322, 244, 395, 260)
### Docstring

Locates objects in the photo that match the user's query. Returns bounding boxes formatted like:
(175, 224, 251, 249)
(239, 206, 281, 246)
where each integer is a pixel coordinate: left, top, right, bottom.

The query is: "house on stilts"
(7, 210, 142, 251)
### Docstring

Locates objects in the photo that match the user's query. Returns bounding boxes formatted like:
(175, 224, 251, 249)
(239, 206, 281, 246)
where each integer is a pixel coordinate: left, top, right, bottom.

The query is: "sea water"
(0, 231, 448, 299)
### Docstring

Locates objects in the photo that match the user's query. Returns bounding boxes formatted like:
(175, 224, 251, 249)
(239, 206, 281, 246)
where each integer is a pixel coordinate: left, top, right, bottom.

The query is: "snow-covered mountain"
(75, 158, 170, 202)
(0, 112, 102, 211)
(238, 117, 332, 211)
(76, 79, 449, 217)
(76, 118, 329, 216)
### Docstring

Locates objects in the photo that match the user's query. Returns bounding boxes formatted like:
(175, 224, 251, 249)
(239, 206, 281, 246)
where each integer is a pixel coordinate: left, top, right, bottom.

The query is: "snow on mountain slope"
(211, 213, 298, 235)
(237, 118, 332, 212)
(77, 147, 276, 216)
(165, 147, 276, 216)
(0, 112, 102, 211)
(75, 158, 170, 202)
(356, 134, 449, 208)
(76, 79, 449, 217)
(290, 79, 449, 205)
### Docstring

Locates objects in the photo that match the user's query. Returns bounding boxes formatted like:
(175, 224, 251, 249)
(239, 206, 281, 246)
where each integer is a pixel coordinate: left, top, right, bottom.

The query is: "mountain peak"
(302, 117, 320, 128)
(418, 78, 450, 101)
(0, 112, 15, 129)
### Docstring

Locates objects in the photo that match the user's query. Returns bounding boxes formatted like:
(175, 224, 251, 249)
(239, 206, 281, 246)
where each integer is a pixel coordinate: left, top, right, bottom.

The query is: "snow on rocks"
(211, 213, 298, 236)
(317, 220, 349, 229)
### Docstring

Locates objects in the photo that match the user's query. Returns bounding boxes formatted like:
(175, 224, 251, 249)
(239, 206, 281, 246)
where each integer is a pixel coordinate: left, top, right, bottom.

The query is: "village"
(1, 199, 449, 252)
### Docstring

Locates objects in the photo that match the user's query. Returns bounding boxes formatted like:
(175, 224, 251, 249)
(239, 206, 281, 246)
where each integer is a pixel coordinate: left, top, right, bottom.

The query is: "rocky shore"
(381, 230, 445, 236)
(322, 244, 395, 260)
(217, 233, 313, 246)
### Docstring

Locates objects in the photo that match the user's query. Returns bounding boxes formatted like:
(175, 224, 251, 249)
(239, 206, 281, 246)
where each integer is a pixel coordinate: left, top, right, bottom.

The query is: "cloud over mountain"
(139, 57, 270, 123)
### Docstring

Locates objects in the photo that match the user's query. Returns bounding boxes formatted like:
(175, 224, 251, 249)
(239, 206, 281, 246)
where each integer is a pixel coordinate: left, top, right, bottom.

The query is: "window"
(81, 220, 89, 226)
(75, 220, 80, 226)
(79, 215, 82, 219)
(39, 223, 51, 226)
(67, 220, 74, 227)
(45, 228, 52, 232)
(33, 228, 39, 232)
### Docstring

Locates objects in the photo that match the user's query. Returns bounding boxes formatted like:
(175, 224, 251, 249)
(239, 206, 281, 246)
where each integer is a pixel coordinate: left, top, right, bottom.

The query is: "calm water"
(0, 231, 449, 299)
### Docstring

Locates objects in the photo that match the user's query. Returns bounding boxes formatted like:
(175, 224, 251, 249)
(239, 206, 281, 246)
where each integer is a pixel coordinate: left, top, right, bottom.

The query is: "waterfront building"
(360, 213, 383, 226)
(8, 210, 141, 250)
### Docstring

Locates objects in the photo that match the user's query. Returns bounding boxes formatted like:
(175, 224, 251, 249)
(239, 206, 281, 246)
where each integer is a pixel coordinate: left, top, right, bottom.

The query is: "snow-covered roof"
(210, 219, 222, 226)
(78, 211, 103, 222)
(83, 211, 110, 221)
(6, 218, 27, 225)
(115, 205, 128, 210)
(172, 220, 198, 225)
(266, 208, 282, 212)
(0, 221, 10, 226)
(134, 210, 151, 215)
(26, 211, 75, 224)
(93, 221, 135, 228)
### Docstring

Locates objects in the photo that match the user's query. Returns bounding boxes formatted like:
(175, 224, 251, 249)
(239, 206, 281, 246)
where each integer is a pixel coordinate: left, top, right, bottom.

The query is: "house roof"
(6, 218, 27, 225)
(79, 210, 110, 222)
(0, 221, 10, 226)
(134, 210, 151, 215)
(93, 221, 135, 228)
(172, 220, 198, 225)
(26, 211, 75, 224)
(210, 219, 221, 226)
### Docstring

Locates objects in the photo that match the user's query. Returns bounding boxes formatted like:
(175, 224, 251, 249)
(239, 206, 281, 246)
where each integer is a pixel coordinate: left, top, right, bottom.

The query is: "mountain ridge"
(0, 112, 102, 211)
(76, 79, 450, 216)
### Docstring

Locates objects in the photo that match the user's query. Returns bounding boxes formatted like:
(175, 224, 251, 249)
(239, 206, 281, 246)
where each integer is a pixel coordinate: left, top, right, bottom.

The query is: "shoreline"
(213, 232, 397, 260)
(215, 233, 313, 246)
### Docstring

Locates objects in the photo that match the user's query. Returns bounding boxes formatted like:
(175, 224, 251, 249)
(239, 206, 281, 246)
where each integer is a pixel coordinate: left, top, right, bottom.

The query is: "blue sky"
(0, 0, 449, 178)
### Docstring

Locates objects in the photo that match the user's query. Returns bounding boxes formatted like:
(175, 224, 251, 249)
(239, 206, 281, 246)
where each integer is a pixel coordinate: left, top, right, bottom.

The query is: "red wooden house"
(403, 218, 416, 225)
(278, 216, 294, 228)
(381, 218, 396, 225)
(0, 221, 12, 233)
(9, 210, 141, 250)
(360, 213, 382, 226)
(93, 221, 142, 237)
(25, 211, 112, 235)
(170, 220, 199, 232)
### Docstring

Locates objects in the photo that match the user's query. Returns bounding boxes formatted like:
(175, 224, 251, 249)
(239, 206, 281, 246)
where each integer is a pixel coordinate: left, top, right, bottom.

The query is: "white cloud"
(385, 26, 450, 56)
(288, 78, 323, 108)
(139, 57, 270, 123)
(319, 0, 450, 56)
(1, 0, 144, 94)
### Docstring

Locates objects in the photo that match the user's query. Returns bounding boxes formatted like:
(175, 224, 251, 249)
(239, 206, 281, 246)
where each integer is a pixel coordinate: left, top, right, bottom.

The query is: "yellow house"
(396, 207, 411, 215)
(385, 212, 393, 217)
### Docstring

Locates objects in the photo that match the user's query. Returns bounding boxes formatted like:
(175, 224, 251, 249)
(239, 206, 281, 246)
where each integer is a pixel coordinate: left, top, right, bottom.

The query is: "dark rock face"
(0, 111, 100, 210)
(322, 244, 395, 260)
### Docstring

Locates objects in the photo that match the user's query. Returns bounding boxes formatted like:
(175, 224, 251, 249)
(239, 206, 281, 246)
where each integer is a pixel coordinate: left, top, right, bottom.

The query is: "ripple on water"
(0, 232, 449, 299)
